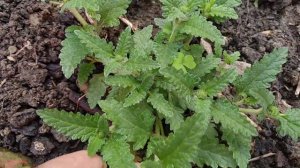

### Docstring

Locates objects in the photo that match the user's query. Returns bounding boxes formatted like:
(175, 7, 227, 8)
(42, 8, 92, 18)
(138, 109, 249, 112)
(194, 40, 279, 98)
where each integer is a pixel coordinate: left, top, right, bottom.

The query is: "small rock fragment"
(51, 129, 69, 143)
(30, 137, 55, 156)
(9, 108, 37, 128)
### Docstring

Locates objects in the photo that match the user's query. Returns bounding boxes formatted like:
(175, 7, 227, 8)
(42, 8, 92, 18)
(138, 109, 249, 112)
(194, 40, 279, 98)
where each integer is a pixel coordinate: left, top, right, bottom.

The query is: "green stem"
(168, 20, 180, 43)
(69, 8, 88, 26)
(183, 36, 193, 50)
(155, 117, 160, 136)
(158, 119, 165, 136)
(239, 107, 263, 114)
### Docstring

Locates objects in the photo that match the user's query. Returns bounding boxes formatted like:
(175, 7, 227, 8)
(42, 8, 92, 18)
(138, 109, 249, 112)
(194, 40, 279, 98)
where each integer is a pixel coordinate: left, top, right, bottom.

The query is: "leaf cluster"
(38, 0, 300, 168)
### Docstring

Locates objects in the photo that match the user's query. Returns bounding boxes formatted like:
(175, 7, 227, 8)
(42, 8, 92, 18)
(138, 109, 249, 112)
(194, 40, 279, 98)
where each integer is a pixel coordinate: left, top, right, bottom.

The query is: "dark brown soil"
(0, 0, 85, 165)
(0, 0, 299, 167)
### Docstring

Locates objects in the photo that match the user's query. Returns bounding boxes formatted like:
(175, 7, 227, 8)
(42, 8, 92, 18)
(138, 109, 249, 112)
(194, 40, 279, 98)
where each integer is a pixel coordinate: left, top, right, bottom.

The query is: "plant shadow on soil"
(0, 0, 299, 167)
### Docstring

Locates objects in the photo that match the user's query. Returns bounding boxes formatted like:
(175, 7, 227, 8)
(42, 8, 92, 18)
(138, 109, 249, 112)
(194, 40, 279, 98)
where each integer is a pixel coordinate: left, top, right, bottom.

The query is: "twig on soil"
(295, 74, 300, 97)
(249, 152, 276, 162)
(240, 113, 262, 131)
(0, 79, 7, 88)
(10, 41, 32, 57)
(85, 10, 95, 24)
(68, 91, 101, 114)
(119, 17, 138, 31)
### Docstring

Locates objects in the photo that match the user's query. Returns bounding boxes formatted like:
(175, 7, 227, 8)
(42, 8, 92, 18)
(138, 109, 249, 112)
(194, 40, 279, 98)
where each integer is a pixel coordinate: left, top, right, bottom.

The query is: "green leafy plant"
(38, 0, 300, 168)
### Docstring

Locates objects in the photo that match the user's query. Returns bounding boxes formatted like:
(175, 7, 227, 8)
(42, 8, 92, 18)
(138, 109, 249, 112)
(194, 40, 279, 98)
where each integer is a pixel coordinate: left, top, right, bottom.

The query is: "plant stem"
(158, 119, 165, 136)
(183, 36, 193, 50)
(155, 117, 161, 136)
(69, 8, 88, 26)
(239, 107, 263, 114)
(168, 20, 180, 43)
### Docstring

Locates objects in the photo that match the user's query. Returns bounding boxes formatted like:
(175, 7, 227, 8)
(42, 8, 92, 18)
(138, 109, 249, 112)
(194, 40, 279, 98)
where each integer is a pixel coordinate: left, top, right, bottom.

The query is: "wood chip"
(119, 17, 138, 31)
(295, 74, 300, 96)
(249, 152, 276, 162)
(0, 79, 7, 88)
(223, 61, 251, 75)
(200, 38, 213, 54)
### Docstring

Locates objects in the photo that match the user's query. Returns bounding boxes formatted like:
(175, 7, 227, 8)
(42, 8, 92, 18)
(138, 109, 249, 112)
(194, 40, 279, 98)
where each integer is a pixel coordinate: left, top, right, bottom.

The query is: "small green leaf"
(87, 74, 107, 108)
(59, 29, 89, 78)
(78, 63, 95, 86)
(222, 128, 252, 168)
(249, 87, 275, 111)
(115, 27, 133, 57)
(276, 109, 300, 141)
(183, 55, 196, 69)
(212, 100, 257, 136)
(87, 136, 105, 156)
(99, 99, 155, 149)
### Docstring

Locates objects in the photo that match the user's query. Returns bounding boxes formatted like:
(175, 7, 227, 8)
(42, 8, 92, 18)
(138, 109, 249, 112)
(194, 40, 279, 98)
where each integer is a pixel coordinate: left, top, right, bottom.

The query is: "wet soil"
(0, 0, 299, 167)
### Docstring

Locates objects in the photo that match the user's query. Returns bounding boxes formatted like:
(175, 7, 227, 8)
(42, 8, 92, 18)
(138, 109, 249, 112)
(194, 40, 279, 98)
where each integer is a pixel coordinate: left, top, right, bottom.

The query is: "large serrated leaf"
(115, 27, 133, 57)
(102, 137, 136, 168)
(123, 57, 160, 73)
(199, 68, 238, 97)
(74, 30, 114, 62)
(99, 99, 155, 149)
(59, 30, 89, 78)
(37, 109, 108, 142)
(235, 48, 288, 93)
(87, 74, 107, 108)
(87, 136, 105, 156)
(181, 15, 224, 44)
(153, 42, 179, 67)
(153, 112, 211, 167)
(222, 128, 252, 168)
(212, 100, 258, 136)
(277, 109, 300, 141)
(148, 92, 184, 130)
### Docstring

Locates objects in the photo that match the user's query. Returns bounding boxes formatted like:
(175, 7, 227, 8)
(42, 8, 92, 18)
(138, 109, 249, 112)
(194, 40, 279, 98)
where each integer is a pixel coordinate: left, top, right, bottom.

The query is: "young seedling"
(38, 0, 300, 168)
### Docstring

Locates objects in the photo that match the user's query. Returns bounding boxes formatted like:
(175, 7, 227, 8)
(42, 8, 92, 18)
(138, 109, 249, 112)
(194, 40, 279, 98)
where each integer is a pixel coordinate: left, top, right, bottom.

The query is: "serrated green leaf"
(141, 160, 162, 168)
(235, 48, 288, 93)
(37, 109, 108, 142)
(132, 26, 153, 58)
(62, 0, 99, 11)
(96, 0, 130, 27)
(115, 27, 133, 57)
(102, 137, 136, 168)
(181, 15, 224, 44)
(124, 57, 160, 73)
(276, 109, 300, 141)
(99, 99, 155, 149)
(74, 29, 114, 62)
(159, 67, 196, 95)
(87, 74, 107, 108)
(123, 75, 154, 107)
(105, 75, 138, 88)
(78, 63, 95, 86)
(87, 136, 105, 156)
(199, 68, 238, 97)
(59, 30, 89, 78)
(190, 56, 221, 79)
(148, 92, 184, 130)
(196, 126, 236, 168)
(222, 128, 252, 168)
(153, 112, 211, 168)
(160, 0, 183, 17)
(153, 42, 179, 67)
(216, 0, 241, 7)
(249, 87, 275, 110)
(209, 5, 238, 19)
(212, 100, 257, 136)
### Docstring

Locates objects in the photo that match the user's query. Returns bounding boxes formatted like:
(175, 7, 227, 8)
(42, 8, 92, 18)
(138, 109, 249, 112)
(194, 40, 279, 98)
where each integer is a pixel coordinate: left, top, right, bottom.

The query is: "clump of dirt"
(0, 0, 84, 165)
(221, 0, 300, 167)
